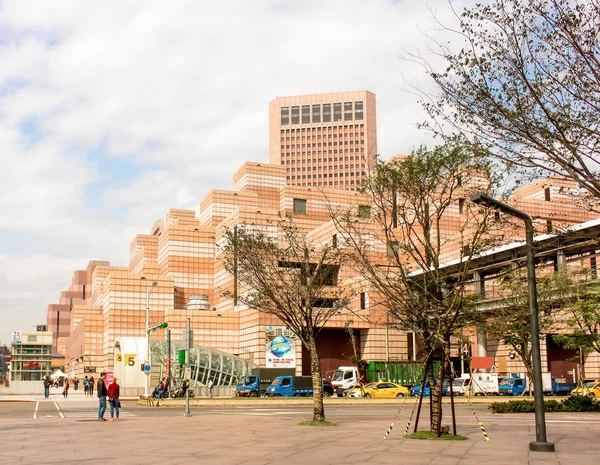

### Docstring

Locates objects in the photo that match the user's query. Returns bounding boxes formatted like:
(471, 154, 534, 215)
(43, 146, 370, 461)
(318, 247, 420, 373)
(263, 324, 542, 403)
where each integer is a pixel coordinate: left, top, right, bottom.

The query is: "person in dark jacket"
(43, 376, 51, 398)
(108, 376, 120, 422)
(89, 376, 95, 396)
(97, 372, 108, 422)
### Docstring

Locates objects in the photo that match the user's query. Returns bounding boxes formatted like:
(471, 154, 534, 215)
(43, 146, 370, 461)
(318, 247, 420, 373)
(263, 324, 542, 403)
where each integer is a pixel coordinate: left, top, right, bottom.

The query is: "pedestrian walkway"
(0, 406, 598, 464)
(1, 387, 100, 403)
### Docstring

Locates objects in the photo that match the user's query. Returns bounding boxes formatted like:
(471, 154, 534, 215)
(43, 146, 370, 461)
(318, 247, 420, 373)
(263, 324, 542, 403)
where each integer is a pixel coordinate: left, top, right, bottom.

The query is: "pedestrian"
(63, 379, 70, 398)
(208, 379, 214, 398)
(43, 376, 51, 399)
(89, 376, 95, 396)
(97, 372, 108, 422)
(108, 376, 120, 422)
(83, 376, 89, 397)
(73, 377, 79, 391)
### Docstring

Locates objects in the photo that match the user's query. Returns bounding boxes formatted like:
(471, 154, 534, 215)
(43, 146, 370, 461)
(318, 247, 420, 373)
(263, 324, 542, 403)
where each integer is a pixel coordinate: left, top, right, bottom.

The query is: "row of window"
(282, 155, 365, 162)
(281, 149, 366, 158)
(281, 101, 364, 125)
(286, 165, 365, 171)
(281, 133, 365, 140)
(280, 124, 365, 133)
(288, 173, 366, 180)
(281, 141, 365, 148)
(290, 179, 364, 188)
(292, 199, 370, 217)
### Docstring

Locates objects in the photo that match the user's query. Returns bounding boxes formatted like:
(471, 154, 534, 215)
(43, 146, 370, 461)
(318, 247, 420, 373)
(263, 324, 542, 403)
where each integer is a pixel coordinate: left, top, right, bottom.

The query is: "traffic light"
(159, 322, 168, 328)
(178, 349, 186, 364)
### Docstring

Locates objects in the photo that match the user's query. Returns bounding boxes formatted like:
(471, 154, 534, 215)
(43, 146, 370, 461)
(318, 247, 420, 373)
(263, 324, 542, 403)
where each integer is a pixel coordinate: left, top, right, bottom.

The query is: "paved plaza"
(1, 390, 600, 464)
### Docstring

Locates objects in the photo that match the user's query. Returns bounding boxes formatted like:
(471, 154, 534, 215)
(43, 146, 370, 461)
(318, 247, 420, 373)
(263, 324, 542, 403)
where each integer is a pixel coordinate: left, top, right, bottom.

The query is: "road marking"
(53, 402, 65, 419)
(33, 402, 39, 419)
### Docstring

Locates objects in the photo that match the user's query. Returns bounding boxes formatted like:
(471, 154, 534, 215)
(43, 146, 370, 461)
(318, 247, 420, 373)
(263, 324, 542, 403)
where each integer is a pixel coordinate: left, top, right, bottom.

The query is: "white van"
(462, 373, 499, 396)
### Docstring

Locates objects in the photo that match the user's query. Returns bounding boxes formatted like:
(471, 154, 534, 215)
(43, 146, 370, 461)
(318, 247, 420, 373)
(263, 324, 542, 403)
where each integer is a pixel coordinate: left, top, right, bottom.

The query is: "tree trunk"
(307, 335, 325, 421)
(431, 355, 445, 435)
(579, 349, 586, 383)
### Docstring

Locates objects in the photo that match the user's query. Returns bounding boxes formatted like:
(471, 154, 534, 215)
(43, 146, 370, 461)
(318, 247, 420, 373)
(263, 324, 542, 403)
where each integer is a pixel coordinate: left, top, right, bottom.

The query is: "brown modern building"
(269, 91, 377, 190)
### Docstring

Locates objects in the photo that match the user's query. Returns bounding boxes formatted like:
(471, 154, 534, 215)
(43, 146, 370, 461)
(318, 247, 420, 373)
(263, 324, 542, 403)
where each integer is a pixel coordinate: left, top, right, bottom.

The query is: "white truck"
(329, 366, 361, 396)
(516, 372, 553, 395)
(461, 373, 500, 396)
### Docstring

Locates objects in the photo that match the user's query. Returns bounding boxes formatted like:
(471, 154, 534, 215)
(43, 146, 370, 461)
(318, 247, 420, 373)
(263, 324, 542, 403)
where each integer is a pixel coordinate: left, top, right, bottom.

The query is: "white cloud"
(0, 0, 471, 344)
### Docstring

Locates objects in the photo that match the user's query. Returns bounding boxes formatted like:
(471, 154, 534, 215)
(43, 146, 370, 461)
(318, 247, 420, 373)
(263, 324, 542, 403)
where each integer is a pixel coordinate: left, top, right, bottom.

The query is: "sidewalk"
(0, 387, 101, 402)
(1, 403, 598, 464)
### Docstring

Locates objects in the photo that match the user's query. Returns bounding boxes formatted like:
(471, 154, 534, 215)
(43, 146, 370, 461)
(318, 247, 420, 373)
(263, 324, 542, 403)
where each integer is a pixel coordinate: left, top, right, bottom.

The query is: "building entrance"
(301, 328, 358, 376)
(546, 334, 578, 383)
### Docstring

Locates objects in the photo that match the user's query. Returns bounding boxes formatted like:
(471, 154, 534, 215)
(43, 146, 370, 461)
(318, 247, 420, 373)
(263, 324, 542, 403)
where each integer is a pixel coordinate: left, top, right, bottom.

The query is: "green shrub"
(561, 395, 600, 412)
(489, 396, 600, 413)
(489, 400, 535, 413)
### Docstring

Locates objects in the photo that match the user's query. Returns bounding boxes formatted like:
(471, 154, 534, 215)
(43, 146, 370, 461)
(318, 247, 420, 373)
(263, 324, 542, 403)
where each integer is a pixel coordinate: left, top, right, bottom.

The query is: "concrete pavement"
(0, 395, 599, 464)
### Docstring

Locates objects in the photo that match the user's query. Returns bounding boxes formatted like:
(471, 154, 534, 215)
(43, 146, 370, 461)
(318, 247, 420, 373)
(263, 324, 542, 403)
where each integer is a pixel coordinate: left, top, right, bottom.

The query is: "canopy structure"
(51, 369, 67, 378)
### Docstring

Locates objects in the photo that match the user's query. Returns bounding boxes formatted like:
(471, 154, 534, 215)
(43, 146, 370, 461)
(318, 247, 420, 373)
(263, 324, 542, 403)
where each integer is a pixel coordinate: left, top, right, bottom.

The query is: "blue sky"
(0, 0, 470, 346)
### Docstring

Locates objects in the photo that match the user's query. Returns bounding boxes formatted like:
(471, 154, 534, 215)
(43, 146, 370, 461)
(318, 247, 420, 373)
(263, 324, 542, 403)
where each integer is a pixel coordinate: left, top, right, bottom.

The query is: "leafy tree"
(335, 144, 499, 435)
(419, 0, 600, 210)
(553, 276, 600, 380)
(481, 270, 569, 385)
(220, 217, 351, 421)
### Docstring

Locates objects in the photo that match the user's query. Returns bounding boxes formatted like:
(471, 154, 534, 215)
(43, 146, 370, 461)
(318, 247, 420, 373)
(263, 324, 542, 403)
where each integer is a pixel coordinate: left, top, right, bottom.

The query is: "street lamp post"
(145, 281, 158, 397)
(471, 193, 554, 452)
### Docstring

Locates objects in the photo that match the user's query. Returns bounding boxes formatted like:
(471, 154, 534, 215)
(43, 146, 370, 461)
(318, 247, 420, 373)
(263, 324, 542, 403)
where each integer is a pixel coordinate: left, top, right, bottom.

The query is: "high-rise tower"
(269, 91, 377, 190)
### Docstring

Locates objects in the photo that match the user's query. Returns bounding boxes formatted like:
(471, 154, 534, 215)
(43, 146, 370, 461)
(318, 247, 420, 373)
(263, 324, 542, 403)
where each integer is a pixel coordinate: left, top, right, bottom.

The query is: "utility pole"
(471, 193, 554, 452)
(184, 317, 191, 417)
(166, 328, 171, 392)
(144, 281, 157, 397)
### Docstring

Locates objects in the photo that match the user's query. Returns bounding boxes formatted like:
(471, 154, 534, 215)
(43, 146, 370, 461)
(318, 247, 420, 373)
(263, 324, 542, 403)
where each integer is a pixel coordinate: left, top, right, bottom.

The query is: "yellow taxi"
(347, 382, 410, 398)
(570, 380, 600, 397)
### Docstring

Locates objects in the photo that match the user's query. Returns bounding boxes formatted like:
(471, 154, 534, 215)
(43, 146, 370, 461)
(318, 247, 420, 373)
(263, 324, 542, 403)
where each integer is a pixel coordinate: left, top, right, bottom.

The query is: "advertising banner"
(12, 331, 22, 344)
(265, 326, 296, 368)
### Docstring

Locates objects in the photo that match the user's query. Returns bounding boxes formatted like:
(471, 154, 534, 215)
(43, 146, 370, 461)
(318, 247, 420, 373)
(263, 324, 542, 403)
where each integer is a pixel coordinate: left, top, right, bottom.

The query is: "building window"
(280, 107, 290, 125)
(312, 104, 321, 123)
(344, 102, 353, 121)
(332, 234, 337, 248)
(546, 220, 553, 233)
(302, 105, 310, 124)
(291, 106, 300, 124)
(458, 198, 465, 214)
(293, 198, 307, 214)
(387, 241, 400, 257)
(358, 205, 371, 219)
(360, 292, 367, 310)
(333, 102, 342, 121)
(323, 104, 332, 122)
(544, 187, 551, 201)
(355, 100, 364, 120)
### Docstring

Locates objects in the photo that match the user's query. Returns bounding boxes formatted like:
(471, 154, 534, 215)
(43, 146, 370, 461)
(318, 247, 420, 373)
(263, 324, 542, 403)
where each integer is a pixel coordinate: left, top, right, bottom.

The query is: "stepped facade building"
(45, 159, 600, 388)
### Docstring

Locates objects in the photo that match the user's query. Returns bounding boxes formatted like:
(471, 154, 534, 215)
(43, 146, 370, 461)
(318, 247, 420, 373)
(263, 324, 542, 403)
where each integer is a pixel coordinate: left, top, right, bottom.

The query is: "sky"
(0, 0, 471, 346)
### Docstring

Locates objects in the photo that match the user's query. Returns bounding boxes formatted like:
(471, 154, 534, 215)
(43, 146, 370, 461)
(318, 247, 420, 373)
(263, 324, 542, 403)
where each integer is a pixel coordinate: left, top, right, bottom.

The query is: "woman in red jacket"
(107, 377, 120, 422)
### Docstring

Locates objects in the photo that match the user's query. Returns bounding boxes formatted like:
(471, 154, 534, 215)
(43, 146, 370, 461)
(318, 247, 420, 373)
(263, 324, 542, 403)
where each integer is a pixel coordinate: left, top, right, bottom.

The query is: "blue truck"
(498, 376, 577, 396)
(410, 379, 449, 397)
(236, 368, 296, 397)
(265, 375, 313, 397)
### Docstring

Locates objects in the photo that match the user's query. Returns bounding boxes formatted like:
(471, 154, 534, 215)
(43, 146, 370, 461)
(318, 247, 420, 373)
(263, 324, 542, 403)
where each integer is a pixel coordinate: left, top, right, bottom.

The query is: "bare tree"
(417, 0, 600, 210)
(335, 144, 500, 435)
(220, 216, 351, 422)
